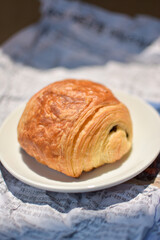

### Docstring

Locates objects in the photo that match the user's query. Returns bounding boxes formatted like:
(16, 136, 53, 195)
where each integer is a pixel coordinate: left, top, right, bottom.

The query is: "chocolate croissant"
(17, 79, 132, 177)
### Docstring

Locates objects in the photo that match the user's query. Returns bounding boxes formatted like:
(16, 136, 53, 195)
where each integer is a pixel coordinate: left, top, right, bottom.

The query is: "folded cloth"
(149, 102, 160, 114)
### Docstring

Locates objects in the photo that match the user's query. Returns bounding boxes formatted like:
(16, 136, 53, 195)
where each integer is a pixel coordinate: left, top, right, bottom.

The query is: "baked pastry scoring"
(17, 79, 132, 177)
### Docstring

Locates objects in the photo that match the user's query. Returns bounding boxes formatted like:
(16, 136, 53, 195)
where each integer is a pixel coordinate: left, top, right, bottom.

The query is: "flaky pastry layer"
(17, 79, 132, 177)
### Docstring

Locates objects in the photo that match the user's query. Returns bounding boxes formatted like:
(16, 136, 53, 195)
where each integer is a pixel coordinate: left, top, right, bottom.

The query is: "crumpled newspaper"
(0, 0, 160, 239)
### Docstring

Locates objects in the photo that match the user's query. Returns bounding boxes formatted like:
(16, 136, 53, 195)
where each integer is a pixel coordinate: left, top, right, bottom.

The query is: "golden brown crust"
(17, 79, 132, 177)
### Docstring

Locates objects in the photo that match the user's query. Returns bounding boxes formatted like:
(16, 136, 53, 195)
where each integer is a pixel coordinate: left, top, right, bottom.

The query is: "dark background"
(0, 0, 160, 45)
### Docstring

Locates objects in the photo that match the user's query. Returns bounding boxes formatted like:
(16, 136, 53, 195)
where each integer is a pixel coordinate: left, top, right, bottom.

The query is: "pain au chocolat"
(17, 79, 132, 177)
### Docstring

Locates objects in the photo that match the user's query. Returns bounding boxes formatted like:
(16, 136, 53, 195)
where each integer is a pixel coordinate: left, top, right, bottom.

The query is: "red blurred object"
(136, 154, 160, 181)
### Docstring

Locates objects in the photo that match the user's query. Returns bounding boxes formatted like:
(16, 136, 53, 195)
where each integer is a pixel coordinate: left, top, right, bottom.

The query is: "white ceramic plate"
(0, 90, 160, 192)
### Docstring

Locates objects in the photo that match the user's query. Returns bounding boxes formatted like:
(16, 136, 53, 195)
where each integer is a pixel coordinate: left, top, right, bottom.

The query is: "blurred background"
(0, 0, 160, 45)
